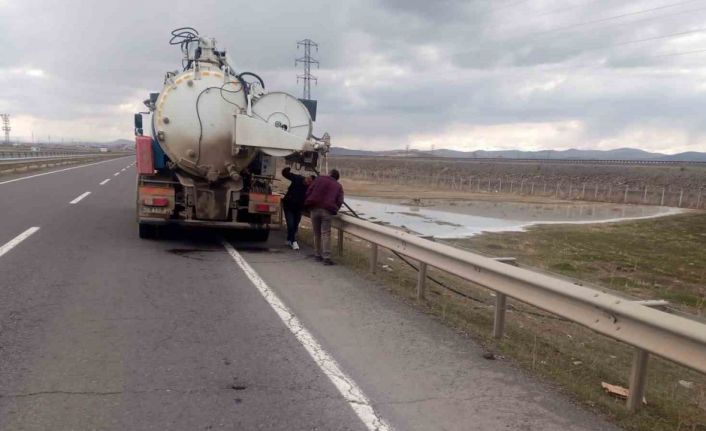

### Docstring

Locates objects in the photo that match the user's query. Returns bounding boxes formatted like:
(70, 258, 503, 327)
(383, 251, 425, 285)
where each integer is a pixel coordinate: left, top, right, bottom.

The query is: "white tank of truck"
(134, 27, 329, 239)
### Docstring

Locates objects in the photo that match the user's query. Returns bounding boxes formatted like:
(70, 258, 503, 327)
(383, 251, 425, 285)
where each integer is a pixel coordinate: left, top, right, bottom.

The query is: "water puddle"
(344, 197, 681, 239)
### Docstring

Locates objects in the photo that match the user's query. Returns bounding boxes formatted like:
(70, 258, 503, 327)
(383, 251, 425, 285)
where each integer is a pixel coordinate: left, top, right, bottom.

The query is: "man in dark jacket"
(281, 167, 313, 250)
(304, 169, 344, 265)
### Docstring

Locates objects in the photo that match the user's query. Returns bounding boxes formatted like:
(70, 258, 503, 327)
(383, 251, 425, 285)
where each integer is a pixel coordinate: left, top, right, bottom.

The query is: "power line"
(574, 26, 706, 55)
(650, 47, 706, 58)
(527, 0, 702, 38)
(533, 0, 609, 18)
(468, 3, 706, 63)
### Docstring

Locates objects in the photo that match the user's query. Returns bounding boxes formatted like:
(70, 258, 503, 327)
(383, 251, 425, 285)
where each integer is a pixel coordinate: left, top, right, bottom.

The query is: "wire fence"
(336, 168, 705, 209)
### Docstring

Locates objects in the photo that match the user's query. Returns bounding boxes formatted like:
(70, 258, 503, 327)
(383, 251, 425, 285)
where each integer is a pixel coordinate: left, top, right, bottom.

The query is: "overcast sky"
(1, 0, 706, 153)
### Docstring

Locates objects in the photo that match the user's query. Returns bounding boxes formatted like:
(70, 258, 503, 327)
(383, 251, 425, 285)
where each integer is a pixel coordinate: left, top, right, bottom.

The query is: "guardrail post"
(337, 228, 344, 256)
(493, 293, 507, 339)
(627, 348, 649, 411)
(416, 262, 428, 300)
(369, 243, 378, 274)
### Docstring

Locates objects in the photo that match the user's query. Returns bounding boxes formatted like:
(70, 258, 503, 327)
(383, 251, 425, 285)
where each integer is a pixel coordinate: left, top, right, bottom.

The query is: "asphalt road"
(0, 157, 619, 430)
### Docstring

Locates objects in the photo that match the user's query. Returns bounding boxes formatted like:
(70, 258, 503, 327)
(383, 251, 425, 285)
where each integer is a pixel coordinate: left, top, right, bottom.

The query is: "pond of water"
(344, 197, 681, 239)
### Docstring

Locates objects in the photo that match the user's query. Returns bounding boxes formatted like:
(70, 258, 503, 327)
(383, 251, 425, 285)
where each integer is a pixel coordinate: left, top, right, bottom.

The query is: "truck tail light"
(142, 197, 170, 207)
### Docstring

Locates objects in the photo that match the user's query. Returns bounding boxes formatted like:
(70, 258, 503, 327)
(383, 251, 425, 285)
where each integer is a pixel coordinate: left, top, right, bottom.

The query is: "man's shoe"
(286, 240, 292, 247)
(291, 241, 300, 250)
(314, 255, 323, 262)
(322, 258, 335, 266)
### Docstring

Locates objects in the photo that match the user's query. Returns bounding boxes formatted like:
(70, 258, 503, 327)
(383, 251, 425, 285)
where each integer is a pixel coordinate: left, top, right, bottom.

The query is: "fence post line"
(568, 183, 573, 199)
(661, 187, 666, 206)
(627, 348, 649, 411)
(697, 188, 703, 208)
(499, 177, 502, 193)
(678, 189, 684, 207)
(531, 183, 534, 195)
(416, 262, 428, 300)
(543, 182, 547, 194)
(643, 185, 648, 203)
(493, 293, 507, 339)
(337, 228, 344, 256)
(608, 185, 612, 202)
(555, 183, 560, 198)
(369, 243, 378, 274)
(509, 180, 513, 194)
(624, 185, 629, 203)
(594, 184, 598, 199)
(488, 177, 491, 192)
(520, 179, 525, 194)
(582, 183, 586, 199)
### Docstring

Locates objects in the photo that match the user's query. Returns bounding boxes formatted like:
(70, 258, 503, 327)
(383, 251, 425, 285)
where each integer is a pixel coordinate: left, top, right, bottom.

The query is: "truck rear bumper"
(138, 217, 280, 230)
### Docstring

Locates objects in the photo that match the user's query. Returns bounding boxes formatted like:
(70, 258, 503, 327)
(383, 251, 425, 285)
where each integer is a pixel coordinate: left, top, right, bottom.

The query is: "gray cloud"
(1, 0, 705, 153)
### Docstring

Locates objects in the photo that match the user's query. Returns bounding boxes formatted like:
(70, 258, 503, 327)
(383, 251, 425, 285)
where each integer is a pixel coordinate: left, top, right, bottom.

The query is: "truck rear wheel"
(249, 228, 270, 242)
(138, 223, 158, 239)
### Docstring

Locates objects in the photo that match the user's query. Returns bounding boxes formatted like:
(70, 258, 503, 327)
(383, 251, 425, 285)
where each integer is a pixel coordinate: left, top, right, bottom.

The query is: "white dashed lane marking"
(0, 158, 128, 186)
(0, 227, 40, 259)
(69, 191, 91, 204)
(99, 179, 110, 185)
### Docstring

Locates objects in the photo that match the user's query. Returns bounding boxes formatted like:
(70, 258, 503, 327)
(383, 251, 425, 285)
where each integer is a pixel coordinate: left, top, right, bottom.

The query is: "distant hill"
(330, 146, 706, 162)
(329, 147, 378, 156)
(100, 139, 134, 149)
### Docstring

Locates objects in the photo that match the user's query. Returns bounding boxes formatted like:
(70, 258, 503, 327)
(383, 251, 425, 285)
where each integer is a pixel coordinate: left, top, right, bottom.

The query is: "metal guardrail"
(0, 154, 104, 165)
(331, 213, 706, 411)
(0, 150, 103, 160)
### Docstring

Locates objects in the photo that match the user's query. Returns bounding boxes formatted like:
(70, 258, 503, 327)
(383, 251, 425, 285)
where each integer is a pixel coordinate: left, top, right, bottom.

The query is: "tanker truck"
(134, 28, 329, 239)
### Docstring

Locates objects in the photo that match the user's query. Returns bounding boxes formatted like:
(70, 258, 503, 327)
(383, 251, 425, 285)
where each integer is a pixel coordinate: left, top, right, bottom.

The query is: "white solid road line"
(0, 157, 130, 186)
(99, 178, 110, 185)
(0, 227, 40, 259)
(69, 191, 91, 204)
(222, 241, 392, 431)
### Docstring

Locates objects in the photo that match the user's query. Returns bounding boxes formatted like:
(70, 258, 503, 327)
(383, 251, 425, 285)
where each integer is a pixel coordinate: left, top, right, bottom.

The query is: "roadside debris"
(678, 380, 694, 389)
(601, 382, 647, 404)
(482, 352, 504, 360)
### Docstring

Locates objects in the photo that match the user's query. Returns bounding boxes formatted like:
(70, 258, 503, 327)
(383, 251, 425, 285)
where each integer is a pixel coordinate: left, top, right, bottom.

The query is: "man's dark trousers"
(283, 205, 303, 243)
